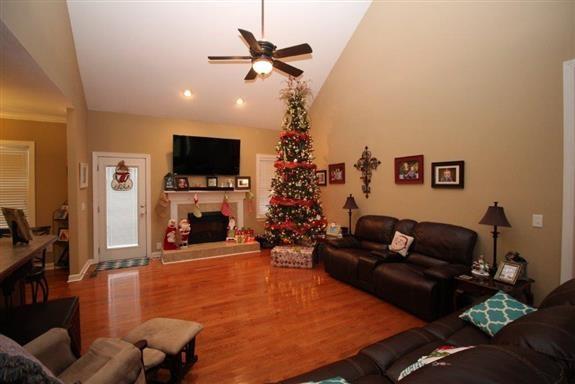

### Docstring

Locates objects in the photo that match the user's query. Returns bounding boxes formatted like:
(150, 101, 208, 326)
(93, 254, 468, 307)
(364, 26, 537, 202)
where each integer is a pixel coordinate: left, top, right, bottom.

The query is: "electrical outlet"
(532, 214, 543, 228)
(156, 242, 162, 250)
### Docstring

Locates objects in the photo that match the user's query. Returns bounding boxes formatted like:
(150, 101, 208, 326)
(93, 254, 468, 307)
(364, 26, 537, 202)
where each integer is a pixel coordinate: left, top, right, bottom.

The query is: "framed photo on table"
(432, 161, 465, 189)
(235, 176, 251, 190)
(494, 261, 523, 285)
(395, 155, 424, 184)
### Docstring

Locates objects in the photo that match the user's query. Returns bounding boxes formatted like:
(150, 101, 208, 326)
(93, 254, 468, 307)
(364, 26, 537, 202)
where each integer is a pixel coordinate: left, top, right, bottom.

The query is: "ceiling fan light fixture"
(252, 57, 273, 75)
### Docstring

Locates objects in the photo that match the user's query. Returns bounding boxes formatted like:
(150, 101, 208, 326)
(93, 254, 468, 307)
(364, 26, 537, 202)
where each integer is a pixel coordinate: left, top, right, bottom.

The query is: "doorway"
(93, 152, 151, 262)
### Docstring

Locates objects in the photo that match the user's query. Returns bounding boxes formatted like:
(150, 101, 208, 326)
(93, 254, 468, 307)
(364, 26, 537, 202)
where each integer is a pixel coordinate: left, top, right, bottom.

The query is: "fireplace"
(187, 211, 228, 244)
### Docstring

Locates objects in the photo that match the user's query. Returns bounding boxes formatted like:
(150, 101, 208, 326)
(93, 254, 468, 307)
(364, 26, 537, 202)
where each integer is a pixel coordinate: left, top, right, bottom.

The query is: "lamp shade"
(479, 201, 511, 227)
(343, 194, 359, 210)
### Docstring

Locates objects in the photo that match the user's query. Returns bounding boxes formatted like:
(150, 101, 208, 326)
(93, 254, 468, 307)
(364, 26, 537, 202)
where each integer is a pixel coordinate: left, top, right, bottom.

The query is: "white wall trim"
(255, 153, 276, 219)
(561, 59, 575, 283)
(0, 111, 67, 123)
(92, 152, 152, 263)
(67, 258, 95, 282)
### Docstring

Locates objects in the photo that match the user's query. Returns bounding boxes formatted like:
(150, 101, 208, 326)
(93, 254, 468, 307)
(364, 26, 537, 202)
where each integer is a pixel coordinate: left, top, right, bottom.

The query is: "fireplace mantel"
(164, 190, 248, 228)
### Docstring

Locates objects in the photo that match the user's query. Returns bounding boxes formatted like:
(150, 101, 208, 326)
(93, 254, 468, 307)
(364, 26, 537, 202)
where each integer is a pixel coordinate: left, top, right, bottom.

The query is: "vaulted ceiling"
(67, 0, 371, 130)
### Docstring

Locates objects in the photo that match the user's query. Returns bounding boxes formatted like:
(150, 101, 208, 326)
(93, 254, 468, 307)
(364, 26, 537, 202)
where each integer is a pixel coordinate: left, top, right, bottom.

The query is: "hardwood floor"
(46, 250, 425, 383)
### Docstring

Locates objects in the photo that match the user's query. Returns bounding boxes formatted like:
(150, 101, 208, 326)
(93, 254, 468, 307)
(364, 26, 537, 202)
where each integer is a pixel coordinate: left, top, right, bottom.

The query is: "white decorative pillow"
(389, 231, 414, 257)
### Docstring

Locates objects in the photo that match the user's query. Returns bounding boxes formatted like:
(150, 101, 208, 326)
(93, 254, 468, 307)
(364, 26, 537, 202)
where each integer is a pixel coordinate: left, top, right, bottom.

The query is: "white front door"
(95, 155, 148, 261)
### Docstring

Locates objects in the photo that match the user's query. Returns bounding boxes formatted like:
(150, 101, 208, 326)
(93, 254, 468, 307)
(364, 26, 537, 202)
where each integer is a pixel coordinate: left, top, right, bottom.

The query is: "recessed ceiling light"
(236, 98, 245, 106)
(183, 89, 193, 97)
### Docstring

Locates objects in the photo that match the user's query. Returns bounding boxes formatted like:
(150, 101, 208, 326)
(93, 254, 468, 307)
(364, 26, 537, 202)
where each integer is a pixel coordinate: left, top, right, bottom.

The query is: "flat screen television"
(173, 135, 240, 175)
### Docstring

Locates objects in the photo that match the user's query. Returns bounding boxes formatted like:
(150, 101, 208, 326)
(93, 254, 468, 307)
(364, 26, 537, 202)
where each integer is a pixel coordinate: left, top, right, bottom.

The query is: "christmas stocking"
(221, 193, 232, 217)
(191, 193, 202, 218)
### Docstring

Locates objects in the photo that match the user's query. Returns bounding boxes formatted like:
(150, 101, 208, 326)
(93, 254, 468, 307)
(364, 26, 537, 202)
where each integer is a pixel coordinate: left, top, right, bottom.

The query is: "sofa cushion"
(492, 305, 575, 371)
(358, 240, 387, 252)
(406, 253, 448, 269)
(540, 278, 575, 309)
(411, 222, 476, 265)
(355, 216, 398, 244)
(324, 247, 374, 283)
(0, 334, 62, 384)
(389, 232, 414, 257)
(459, 292, 536, 336)
(423, 310, 490, 346)
(399, 345, 566, 384)
(394, 220, 418, 237)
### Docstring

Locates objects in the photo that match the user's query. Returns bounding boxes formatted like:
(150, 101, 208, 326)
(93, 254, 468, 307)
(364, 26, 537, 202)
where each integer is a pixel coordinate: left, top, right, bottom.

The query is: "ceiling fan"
(208, 0, 312, 80)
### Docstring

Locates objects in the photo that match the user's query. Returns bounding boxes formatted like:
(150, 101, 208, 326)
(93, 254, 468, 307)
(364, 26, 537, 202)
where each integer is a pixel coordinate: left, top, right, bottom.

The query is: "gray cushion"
(124, 317, 203, 355)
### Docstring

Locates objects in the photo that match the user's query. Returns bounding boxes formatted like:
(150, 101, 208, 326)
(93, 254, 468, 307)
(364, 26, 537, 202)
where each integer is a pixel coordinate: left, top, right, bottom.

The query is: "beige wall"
(86, 111, 278, 251)
(0, 118, 68, 227)
(310, 1, 575, 301)
(2, 1, 90, 275)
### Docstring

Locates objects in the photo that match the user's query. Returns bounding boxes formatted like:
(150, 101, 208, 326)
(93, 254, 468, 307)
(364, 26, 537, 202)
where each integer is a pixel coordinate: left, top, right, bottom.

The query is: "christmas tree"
(264, 79, 326, 245)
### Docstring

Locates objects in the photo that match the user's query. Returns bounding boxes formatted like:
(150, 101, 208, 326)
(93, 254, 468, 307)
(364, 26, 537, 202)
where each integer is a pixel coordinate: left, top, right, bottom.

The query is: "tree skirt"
(95, 257, 149, 271)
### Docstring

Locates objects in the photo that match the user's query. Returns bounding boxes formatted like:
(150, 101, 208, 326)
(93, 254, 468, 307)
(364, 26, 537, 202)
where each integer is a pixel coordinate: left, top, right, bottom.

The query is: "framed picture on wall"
(315, 170, 327, 186)
(431, 161, 465, 189)
(395, 155, 424, 184)
(328, 163, 345, 184)
(79, 162, 89, 189)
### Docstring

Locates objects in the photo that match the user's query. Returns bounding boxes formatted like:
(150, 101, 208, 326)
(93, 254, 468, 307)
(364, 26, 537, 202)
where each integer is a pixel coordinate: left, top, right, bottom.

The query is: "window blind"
(256, 154, 276, 219)
(0, 141, 35, 228)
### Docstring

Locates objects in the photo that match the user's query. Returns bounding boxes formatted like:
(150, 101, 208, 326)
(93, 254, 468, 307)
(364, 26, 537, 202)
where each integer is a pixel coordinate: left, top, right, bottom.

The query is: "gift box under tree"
(271, 246, 314, 269)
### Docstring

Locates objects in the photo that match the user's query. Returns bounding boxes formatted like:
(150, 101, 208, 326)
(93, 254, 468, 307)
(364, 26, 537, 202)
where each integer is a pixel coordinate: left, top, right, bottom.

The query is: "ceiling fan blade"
(273, 43, 313, 59)
(238, 29, 262, 53)
(208, 56, 252, 60)
(273, 60, 303, 77)
(244, 68, 258, 80)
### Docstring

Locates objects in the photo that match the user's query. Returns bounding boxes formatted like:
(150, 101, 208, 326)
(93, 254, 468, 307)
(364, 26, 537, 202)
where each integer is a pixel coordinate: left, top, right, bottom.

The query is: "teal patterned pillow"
(459, 291, 536, 336)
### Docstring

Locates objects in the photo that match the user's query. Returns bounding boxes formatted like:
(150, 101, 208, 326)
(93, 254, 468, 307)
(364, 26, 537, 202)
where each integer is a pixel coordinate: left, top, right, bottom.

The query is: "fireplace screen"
(187, 211, 228, 244)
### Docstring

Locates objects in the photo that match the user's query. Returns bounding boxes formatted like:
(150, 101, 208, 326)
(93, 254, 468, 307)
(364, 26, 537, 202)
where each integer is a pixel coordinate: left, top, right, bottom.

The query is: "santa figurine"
(163, 219, 179, 250)
(179, 219, 191, 248)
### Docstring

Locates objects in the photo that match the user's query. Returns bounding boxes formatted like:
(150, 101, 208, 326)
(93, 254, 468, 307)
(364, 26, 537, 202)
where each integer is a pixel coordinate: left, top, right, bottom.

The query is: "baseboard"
(150, 251, 162, 259)
(45, 262, 66, 271)
(67, 259, 95, 283)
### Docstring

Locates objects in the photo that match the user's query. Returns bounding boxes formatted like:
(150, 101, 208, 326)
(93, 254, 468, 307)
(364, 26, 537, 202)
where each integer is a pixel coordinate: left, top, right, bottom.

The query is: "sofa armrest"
(371, 250, 403, 263)
(325, 236, 360, 249)
(24, 328, 77, 376)
(423, 264, 469, 281)
(84, 342, 144, 384)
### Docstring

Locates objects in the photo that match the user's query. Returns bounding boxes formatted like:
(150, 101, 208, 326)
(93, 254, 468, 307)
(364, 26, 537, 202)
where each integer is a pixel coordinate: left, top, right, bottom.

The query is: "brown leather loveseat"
(321, 215, 477, 321)
(279, 278, 575, 384)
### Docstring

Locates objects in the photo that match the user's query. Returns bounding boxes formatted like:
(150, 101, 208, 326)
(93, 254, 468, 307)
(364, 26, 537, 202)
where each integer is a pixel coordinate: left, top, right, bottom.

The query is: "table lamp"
(343, 194, 359, 235)
(479, 201, 511, 271)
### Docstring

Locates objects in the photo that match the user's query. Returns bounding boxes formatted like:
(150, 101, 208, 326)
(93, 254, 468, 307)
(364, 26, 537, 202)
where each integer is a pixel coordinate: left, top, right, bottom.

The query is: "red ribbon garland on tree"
(280, 131, 310, 141)
(269, 196, 314, 207)
(266, 219, 326, 234)
(274, 161, 317, 170)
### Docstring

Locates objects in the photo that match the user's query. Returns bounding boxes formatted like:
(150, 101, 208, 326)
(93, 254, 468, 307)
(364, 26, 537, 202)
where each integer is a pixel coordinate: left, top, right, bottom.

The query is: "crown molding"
(0, 111, 67, 123)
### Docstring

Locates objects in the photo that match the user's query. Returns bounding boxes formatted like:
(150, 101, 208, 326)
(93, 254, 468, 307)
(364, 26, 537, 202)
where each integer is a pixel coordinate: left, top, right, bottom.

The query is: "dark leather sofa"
(279, 278, 575, 384)
(321, 215, 477, 321)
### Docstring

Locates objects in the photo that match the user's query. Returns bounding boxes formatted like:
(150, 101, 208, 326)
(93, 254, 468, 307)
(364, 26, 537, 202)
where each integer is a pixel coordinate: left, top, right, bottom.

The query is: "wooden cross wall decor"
(354, 146, 381, 198)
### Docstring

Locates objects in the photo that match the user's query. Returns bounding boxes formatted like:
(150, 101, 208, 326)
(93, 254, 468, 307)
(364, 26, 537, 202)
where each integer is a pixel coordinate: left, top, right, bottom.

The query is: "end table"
(454, 275, 534, 309)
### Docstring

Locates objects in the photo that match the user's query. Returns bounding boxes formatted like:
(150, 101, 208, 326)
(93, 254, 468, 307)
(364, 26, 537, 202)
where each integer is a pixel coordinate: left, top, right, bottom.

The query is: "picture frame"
(79, 162, 89, 189)
(206, 176, 218, 188)
(175, 176, 189, 191)
(163, 173, 176, 190)
(235, 176, 251, 190)
(395, 155, 424, 184)
(1, 207, 33, 243)
(431, 161, 465, 189)
(58, 228, 70, 242)
(328, 163, 345, 184)
(315, 170, 327, 186)
(494, 260, 523, 285)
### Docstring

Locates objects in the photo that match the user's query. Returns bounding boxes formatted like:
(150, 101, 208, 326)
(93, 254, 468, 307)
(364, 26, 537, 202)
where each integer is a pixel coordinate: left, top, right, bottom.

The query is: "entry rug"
(95, 257, 149, 271)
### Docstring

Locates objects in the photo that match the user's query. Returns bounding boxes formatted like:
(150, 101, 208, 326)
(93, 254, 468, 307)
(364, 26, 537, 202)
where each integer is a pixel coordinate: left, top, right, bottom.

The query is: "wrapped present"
(271, 245, 314, 269)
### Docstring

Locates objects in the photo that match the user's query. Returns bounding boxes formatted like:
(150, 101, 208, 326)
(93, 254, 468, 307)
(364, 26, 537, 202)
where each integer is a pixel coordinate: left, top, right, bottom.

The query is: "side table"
(454, 275, 534, 309)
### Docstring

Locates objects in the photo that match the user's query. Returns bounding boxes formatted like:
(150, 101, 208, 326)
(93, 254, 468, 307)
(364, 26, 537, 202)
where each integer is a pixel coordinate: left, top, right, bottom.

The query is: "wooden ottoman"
(271, 246, 314, 269)
(124, 317, 203, 383)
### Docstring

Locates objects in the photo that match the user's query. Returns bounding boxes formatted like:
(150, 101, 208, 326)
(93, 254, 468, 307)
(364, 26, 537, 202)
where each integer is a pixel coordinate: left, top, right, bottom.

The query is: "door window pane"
(106, 166, 138, 249)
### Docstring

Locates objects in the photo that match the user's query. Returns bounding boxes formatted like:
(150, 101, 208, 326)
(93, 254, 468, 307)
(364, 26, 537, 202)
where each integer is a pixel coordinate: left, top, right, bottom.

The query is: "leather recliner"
(320, 216, 477, 321)
(279, 278, 575, 384)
